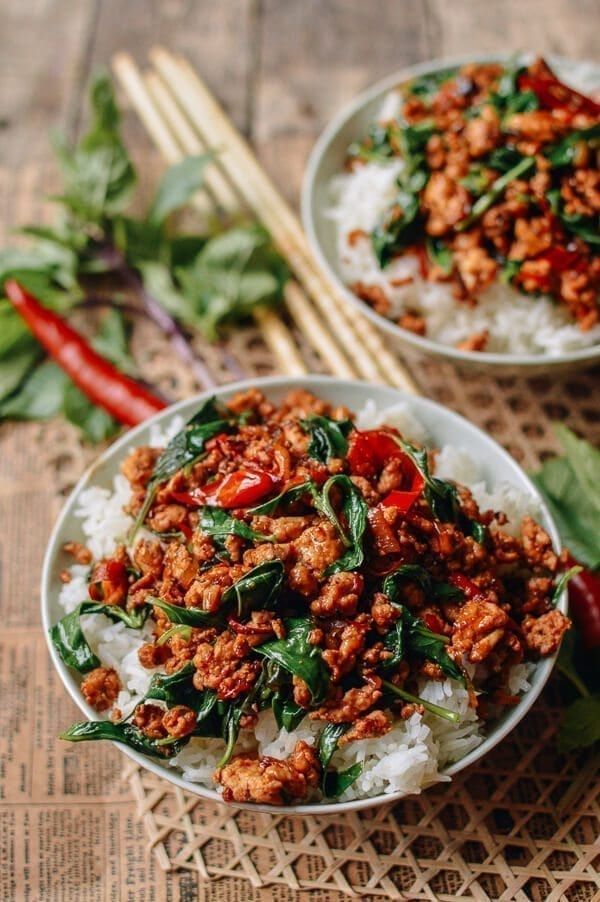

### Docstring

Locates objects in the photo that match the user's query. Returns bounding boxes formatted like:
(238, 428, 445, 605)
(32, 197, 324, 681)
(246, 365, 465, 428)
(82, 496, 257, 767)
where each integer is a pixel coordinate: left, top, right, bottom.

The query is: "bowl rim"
(41, 374, 565, 815)
(301, 51, 600, 369)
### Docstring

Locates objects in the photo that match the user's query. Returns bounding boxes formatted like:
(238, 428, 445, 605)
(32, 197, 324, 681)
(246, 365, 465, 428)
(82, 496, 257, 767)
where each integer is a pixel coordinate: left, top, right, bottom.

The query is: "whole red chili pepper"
(5, 281, 166, 427)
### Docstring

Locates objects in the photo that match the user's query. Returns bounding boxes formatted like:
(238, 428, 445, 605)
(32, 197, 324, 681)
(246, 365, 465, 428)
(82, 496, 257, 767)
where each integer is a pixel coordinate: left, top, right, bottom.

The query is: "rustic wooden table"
(1, 3, 598, 900)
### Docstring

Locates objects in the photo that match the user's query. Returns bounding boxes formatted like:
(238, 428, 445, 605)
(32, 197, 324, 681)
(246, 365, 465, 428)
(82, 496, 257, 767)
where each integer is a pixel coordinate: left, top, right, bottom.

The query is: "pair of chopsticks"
(112, 49, 418, 394)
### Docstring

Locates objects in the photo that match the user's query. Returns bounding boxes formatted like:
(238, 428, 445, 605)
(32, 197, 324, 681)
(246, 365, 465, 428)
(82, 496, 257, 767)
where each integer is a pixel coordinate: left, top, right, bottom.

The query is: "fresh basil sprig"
(50, 601, 149, 673)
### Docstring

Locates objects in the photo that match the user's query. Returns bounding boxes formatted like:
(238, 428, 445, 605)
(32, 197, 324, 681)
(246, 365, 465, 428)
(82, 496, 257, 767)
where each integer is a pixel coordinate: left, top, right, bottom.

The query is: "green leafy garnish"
(199, 506, 277, 548)
(379, 583, 465, 685)
(425, 237, 453, 275)
(147, 597, 220, 627)
(531, 425, 600, 570)
(50, 601, 148, 673)
(221, 560, 285, 618)
(557, 696, 600, 752)
(256, 617, 329, 704)
(545, 123, 600, 167)
(249, 480, 317, 516)
(317, 723, 362, 797)
(60, 720, 188, 757)
(405, 68, 457, 103)
(300, 414, 354, 463)
(319, 475, 368, 575)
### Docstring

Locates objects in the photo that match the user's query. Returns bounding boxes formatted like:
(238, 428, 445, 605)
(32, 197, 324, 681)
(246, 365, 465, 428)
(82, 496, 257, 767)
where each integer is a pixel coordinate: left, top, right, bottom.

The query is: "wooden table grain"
(0, 2, 597, 900)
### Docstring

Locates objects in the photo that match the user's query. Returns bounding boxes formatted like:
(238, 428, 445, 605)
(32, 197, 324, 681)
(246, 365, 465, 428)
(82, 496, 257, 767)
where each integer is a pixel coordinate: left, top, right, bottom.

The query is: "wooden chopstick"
(112, 52, 307, 377)
(149, 48, 418, 395)
(145, 68, 356, 380)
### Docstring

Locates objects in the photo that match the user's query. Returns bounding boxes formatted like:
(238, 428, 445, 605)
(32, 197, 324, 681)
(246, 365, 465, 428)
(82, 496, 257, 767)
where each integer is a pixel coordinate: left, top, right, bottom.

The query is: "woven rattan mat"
(9, 162, 600, 901)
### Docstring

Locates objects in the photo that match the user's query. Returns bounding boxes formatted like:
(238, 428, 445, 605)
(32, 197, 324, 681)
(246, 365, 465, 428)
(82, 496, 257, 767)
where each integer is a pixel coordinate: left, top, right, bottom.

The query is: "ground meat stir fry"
(58, 389, 571, 805)
(348, 58, 600, 341)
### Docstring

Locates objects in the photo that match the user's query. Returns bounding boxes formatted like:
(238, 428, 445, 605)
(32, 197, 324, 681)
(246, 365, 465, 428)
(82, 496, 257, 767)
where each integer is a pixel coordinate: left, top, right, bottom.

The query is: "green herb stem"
(457, 157, 535, 231)
(382, 679, 461, 723)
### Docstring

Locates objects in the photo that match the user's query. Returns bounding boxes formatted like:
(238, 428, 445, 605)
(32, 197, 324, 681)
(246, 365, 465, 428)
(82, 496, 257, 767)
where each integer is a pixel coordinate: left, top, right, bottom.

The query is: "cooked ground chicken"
(62, 389, 571, 804)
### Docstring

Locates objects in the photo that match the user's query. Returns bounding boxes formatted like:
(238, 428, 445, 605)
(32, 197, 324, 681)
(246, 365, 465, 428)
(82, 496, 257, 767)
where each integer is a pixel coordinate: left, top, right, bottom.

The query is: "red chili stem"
(5, 280, 166, 427)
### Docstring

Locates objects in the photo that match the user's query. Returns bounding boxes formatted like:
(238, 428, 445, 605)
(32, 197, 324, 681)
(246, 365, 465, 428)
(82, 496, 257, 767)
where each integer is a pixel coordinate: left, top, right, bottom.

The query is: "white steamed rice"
(58, 402, 537, 801)
(327, 61, 600, 356)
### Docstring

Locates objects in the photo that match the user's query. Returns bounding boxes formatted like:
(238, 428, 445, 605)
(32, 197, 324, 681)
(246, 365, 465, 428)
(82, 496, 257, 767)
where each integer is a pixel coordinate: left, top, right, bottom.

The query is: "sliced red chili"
(88, 559, 129, 604)
(423, 612, 446, 634)
(215, 468, 280, 508)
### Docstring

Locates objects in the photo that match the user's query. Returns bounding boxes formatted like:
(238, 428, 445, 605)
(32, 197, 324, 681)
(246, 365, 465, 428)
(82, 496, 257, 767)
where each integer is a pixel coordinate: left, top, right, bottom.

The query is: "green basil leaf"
(300, 414, 353, 462)
(147, 597, 221, 627)
(50, 601, 148, 673)
(545, 123, 600, 167)
(272, 695, 306, 732)
(60, 719, 188, 757)
(557, 695, 600, 752)
(62, 381, 120, 443)
(217, 705, 243, 767)
(199, 507, 276, 546)
(52, 71, 136, 222)
(395, 438, 463, 523)
(221, 560, 285, 619)
(405, 67, 457, 103)
(425, 237, 453, 275)
(0, 360, 69, 421)
(531, 426, 600, 570)
(145, 663, 196, 705)
(249, 480, 317, 516)
(317, 723, 362, 798)
(149, 154, 213, 224)
(320, 475, 368, 575)
(174, 224, 287, 341)
(382, 565, 463, 604)
(256, 617, 329, 704)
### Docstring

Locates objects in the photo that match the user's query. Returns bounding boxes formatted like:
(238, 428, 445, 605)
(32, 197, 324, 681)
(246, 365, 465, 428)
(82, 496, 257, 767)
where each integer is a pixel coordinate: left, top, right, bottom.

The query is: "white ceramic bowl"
(302, 54, 600, 374)
(42, 376, 566, 813)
